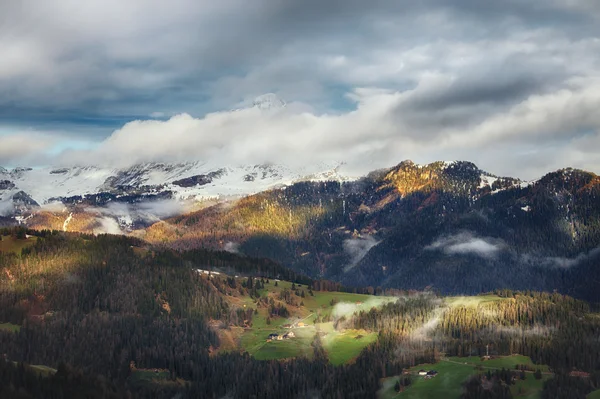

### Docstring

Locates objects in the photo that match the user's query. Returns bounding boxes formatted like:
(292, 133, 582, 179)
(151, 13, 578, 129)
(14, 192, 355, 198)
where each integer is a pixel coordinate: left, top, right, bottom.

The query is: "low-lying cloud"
(0, 199, 13, 217)
(331, 297, 396, 319)
(343, 235, 381, 271)
(521, 247, 600, 269)
(223, 241, 240, 254)
(95, 216, 123, 235)
(85, 199, 192, 228)
(426, 232, 504, 258)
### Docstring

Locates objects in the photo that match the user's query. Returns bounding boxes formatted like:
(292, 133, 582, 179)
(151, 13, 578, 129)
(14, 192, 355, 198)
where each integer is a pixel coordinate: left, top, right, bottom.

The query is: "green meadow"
(0, 322, 21, 333)
(234, 278, 395, 364)
(0, 235, 37, 254)
(378, 356, 551, 399)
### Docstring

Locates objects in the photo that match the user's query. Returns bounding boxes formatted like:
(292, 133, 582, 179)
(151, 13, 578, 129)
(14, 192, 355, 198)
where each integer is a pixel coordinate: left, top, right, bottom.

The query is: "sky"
(1, 0, 600, 179)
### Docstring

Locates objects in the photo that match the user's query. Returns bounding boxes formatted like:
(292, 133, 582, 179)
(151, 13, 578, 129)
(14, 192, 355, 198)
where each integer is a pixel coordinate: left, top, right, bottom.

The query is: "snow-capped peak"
(0, 161, 353, 217)
(252, 93, 286, 110)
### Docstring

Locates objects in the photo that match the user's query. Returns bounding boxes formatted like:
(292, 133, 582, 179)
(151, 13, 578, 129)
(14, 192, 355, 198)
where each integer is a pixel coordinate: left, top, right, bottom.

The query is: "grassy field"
(252, 327, 316, 360)
(322, 329, 378, 365)
(229, 278, 395, 364)
(129, 369, 170, 383)
(0, 322, 21, 333)
(378, 356, 551, 399)
(511, 374, 550, 399)
(0, 235, 37, 254)
(379, 360, 476, 399)
(588, 390, 600, 399)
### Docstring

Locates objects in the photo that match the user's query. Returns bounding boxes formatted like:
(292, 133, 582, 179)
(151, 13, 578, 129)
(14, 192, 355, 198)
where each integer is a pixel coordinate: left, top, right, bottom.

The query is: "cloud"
(0, 198, 14, 217)
(224, 241, 240, 254)
(521, 247, 600, 269)
(343, 236, 381, 271)
(0, 133, 56, 165)
(39, 202, 67, 213)
(426, 232, 504, 258)
(86, 200, 192, 227)
(94, 217, 123, 235)
(331, 297, 396, 319)
(1, 0, 600, 180)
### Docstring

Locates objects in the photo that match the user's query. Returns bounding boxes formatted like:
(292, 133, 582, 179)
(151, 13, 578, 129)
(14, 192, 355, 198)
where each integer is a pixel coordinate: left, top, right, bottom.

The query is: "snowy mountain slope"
(0, 161, 352, 217)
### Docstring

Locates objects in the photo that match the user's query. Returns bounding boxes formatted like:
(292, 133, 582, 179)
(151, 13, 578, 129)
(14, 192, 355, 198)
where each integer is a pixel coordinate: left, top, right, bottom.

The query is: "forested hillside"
(143, 161, 600, 302)
(1, 228, 600, 398)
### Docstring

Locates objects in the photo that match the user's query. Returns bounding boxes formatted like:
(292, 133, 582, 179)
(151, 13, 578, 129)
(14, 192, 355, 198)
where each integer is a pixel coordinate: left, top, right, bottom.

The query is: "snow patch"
(479, 174, 498, 189)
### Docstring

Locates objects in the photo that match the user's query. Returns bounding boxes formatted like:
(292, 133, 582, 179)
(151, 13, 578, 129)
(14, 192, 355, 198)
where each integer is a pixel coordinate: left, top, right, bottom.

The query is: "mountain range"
(2, 159, 600, 301)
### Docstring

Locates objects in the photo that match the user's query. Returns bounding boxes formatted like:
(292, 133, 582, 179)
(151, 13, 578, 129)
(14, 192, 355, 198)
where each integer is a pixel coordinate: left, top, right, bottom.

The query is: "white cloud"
(0, 133, 56, 165)
(95, 217, 123, 235)
(84, 200, 193, 228)
(521, 247, 600, 269)
(426, 232, 504, 258)
(343, 235, 381, 271)
(0, 198, 14, 217)
(49, 74, 600, 179)
(224, 241, 240, 254)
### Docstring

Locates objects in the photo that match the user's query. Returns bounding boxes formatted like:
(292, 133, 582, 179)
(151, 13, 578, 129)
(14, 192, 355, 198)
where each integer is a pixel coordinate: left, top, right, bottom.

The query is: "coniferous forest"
(0, 227, 599, 398)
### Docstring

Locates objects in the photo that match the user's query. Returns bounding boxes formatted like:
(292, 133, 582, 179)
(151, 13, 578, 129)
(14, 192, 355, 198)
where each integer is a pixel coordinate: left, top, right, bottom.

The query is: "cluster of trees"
(0, 359, 128, 399)
(393, 376, 412, 393)
(461, 369, 516, 399)
(346, 294, 438, 333)
(541, 373, 600, 399)
(437, 293, 600, 374)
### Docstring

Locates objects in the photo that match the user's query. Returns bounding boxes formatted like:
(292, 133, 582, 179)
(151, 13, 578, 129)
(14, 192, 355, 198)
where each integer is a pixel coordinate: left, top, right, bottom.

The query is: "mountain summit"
(251, 93, 286, 110)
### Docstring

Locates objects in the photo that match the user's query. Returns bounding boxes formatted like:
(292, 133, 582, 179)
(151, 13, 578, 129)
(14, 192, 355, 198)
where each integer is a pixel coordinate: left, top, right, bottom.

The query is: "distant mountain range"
(0, 161, 350, 230)
(2, 159, 600, 301)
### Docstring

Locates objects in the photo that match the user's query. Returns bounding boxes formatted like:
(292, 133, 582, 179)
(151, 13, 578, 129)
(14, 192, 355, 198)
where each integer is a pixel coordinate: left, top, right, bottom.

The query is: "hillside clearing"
(588, 390, 600, 399)
(0, 235, 37, 254)
(0, 322, 21, 332)
(224, 277, 395, 363)
(378, 356, 551, 399)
